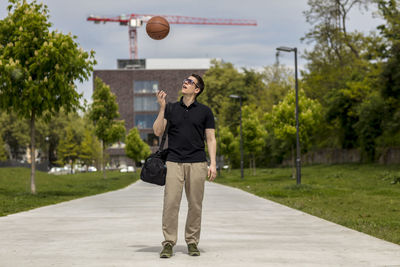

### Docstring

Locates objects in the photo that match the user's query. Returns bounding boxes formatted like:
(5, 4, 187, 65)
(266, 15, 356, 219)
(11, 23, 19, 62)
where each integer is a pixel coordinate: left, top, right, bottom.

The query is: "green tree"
(0, 0, 95, 193)
(199, 60, 244, 118)
(218, 126, 237, 170)
(80, 128, 101, 170)
(376, 0, 400, 145)
(0, 135, 7, 161)
(325, 80, 372, 148)
(301, 0, 383, 152)
(241, 69, 267, 109)
(241, 106, 266, 175)
(125, 127, 151, 164)
(57, 125, 83, 173)
(266, 89, 322, 178)
(354, 93, 385, 161)
(89, 77, 125, 178)
(303, 0, 373, 60)
(0, 112, 29, 159)
(261, 64, 293, 113)
(302, 0, 374, 100)
(44, 110, 70, 164)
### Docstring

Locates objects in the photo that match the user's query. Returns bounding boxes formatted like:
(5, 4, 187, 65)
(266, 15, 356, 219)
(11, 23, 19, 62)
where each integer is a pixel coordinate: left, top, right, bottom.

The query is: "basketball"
(146, 16, 170, 40)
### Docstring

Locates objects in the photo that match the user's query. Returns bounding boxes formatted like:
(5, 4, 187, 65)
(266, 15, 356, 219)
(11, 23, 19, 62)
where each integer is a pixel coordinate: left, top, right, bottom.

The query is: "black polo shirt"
(164, 97, 215, 163)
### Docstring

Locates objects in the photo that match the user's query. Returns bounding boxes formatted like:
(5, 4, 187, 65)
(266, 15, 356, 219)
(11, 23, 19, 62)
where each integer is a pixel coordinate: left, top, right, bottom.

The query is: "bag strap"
(158, 103, 170, 152)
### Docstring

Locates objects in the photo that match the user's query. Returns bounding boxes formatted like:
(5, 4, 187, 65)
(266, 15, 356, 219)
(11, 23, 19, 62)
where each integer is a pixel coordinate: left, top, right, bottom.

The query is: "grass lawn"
(0, 167, 138, 216)
(215, 164, 400, 245)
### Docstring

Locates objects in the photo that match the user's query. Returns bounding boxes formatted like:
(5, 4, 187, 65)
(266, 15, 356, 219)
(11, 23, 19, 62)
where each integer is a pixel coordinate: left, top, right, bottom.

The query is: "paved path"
(0, 180, 399, 266)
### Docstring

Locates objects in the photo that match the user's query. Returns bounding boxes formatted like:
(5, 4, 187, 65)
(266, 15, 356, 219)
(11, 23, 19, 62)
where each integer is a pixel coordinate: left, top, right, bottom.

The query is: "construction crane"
(87, 14, 257, 59)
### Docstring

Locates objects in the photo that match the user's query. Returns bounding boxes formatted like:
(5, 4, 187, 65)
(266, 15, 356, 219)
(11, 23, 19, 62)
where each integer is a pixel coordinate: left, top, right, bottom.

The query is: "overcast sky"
(0, 0, 384, 103)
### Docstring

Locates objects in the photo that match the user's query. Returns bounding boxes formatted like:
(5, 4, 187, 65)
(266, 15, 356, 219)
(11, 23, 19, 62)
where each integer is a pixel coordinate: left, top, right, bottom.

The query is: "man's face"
(182, 76, 200, 96)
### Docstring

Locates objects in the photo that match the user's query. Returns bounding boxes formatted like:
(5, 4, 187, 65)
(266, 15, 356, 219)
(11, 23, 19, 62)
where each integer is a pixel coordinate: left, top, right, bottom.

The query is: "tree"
(265, 89, 322, 178)
(301, 0, 384, 153)
(0, 112, 29, 159)
(80, 128, 101, 170)
(125, 127, 151, 164)
(376, 0, 400, 144)
(325, 80, 372, 149)
(0, 135, 7, 161)
(303, 0, 372, 57)
(89, 77, 125, 178)
(43, 110, 70, 165)
(199, 60, 244, 118)
(218, 126, 237, 170)
(354, 93, 385, 161)
(261, 64, 293, 113)
(241, 106, 266, 175)
(57, 125, 83, 173)
(0, 0, 96, 193)
(302, 0, 375, 102)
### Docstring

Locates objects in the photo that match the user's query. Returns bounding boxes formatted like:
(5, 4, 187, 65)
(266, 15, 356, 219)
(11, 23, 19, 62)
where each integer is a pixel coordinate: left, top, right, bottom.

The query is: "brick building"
(93, 58, 213, 167)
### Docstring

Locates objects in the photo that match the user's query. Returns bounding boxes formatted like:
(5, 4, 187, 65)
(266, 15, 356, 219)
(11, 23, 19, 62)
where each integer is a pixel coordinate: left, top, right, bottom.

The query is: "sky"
(0, 0, 384, 103)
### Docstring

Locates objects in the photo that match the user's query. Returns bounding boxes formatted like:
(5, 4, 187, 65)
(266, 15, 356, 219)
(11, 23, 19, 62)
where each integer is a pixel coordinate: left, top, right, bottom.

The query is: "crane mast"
(87, 13, 257, 59)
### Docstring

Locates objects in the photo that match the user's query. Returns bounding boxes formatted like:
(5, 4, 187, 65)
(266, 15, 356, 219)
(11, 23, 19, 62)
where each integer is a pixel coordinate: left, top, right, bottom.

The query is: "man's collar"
(180, 96, 198, 108)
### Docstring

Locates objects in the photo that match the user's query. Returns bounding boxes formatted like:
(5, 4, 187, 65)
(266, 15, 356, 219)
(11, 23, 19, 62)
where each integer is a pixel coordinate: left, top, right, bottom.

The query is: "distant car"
(48, 167, 61, 174)
(48, 167, 69, 175)
(120, 166, 135, 173)
(88, 166, 97, 172)
(74, 166, 85, 173)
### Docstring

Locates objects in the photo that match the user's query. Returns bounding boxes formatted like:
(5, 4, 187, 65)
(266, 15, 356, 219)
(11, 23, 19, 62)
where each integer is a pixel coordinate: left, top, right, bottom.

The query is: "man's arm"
(153, 90, 167, 137)
(205, 128, 217, 181)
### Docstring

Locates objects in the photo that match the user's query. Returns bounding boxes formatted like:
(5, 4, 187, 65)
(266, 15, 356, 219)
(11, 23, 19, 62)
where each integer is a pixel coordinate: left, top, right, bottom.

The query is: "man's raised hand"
(157, 90, 167, 107)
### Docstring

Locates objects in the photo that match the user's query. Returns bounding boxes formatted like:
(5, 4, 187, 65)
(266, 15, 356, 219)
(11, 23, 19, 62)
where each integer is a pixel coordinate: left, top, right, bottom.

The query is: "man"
(153, 74, 217, 258)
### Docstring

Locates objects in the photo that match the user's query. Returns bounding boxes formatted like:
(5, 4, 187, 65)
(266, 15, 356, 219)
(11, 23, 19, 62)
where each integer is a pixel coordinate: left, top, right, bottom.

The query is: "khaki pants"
(162, 161, 208, 246)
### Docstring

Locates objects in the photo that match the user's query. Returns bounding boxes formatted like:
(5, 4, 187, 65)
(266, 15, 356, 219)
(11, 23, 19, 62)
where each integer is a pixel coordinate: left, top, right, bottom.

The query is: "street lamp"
(276, 46, 301, 185)
(229, 94, 244, 180)
(45, 136, 50, 170)
(215, 116, 221, 177)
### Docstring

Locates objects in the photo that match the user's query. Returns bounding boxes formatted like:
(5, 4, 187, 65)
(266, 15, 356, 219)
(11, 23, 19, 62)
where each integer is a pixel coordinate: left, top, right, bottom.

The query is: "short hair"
(191, 73, 205, 98)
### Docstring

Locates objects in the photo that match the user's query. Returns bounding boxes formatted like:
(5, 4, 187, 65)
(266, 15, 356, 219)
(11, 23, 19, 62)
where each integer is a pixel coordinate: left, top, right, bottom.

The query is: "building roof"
(115, 58, 220, 70)
(146, 58, 215, 70)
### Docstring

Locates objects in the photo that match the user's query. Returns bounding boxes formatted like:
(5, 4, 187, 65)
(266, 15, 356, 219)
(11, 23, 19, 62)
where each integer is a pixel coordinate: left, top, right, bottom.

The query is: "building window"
(134, 96, 159, 111)
(140, 132, 159, 146)
(134, 80, 158, 94)
(135, 114, 158, 129)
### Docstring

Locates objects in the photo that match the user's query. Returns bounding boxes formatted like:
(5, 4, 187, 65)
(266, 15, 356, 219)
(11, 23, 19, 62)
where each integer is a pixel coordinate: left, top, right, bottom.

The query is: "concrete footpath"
(0, 181, 399, 267)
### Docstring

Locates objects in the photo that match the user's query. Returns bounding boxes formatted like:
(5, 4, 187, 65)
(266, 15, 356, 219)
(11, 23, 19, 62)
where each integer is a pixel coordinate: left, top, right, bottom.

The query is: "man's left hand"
(208, 164, 217, 181)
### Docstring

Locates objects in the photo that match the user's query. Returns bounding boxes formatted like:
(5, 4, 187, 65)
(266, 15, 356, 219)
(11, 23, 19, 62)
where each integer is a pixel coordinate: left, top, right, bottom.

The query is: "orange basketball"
(146, 16, 170, 40)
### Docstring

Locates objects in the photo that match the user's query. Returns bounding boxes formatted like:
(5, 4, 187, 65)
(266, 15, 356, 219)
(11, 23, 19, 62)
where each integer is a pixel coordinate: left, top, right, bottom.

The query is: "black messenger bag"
(140, 107, 170, 186)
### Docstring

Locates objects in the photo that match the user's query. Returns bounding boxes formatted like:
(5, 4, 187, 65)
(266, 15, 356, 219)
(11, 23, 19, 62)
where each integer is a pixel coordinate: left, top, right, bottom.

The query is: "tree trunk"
(291, 145, 295, 179)
(69, 159, 73, 174)
(252, 154, 256, 176)
(30, 111, 36, 194)
(101, 140, 106, 179)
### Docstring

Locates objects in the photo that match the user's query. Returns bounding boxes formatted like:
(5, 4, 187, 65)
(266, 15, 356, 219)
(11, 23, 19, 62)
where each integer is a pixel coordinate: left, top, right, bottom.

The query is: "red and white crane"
(87, 14, 257, 59)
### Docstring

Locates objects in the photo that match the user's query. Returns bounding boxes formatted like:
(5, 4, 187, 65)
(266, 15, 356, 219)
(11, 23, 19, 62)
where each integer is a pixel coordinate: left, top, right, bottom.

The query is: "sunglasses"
(183, 78, 199, 88)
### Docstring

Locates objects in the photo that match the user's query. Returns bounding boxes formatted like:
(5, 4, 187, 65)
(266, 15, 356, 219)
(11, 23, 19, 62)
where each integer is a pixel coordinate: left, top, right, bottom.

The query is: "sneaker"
(160, 243, 173, 258)
(187, 243, 200, 256)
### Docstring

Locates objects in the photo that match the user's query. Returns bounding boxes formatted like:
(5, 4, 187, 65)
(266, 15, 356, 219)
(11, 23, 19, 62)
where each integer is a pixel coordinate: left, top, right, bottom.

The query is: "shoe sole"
(189, 252, 200, 256)
(160, 254, 172, 258)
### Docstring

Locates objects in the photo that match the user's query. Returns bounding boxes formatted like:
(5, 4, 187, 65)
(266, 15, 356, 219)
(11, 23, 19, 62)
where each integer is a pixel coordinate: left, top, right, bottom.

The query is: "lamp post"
(229, 94, 244, 180)
(215, 116, 221, 177)
(45, 136, 50, 170)
(276, 46, 301, 185)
